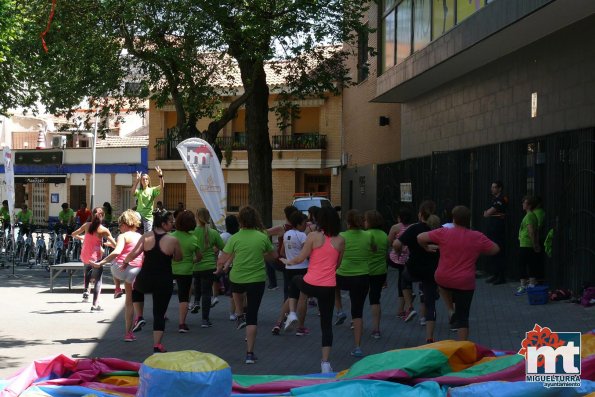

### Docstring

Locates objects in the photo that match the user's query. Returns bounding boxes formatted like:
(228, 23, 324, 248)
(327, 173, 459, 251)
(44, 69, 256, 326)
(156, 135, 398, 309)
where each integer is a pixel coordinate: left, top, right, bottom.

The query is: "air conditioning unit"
(51, 135, 67, 149)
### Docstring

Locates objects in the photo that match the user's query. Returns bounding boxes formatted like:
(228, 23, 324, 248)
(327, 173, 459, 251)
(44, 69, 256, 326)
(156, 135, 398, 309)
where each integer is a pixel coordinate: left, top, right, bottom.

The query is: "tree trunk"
(241, 61, 273, 227)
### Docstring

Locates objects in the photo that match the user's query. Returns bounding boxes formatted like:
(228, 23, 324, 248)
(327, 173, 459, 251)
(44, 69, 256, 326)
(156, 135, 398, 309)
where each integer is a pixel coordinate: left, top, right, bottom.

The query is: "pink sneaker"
(124, 332, 136, 342)
(114, 288, 124, 299)
(295, 327, 310, 336)
(153, 344, 167, 353)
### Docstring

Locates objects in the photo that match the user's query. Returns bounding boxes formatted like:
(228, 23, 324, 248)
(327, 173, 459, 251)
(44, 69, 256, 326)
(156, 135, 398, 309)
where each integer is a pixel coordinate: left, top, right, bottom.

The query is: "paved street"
(0, 264, 593, 379)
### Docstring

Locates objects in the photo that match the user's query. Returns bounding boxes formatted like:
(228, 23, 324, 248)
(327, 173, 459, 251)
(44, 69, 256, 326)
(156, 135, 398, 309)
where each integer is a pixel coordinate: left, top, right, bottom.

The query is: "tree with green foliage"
(6, 0, 371, 225)
(0, 0, 33, 115)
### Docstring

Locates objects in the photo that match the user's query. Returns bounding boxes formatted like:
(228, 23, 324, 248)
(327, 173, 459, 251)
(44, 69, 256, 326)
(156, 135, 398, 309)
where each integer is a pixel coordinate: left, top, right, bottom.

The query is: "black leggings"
(132, 276, 174, 332)
(336, 274, 370, 319)
(368, 273, 387, 305)
(230, 281, 265, 326)
(420, 279, 438, 322)
(194, 270, 215, 320)
(442, 287, 474, 328)
(174, 275, 192, 303)
(519, 247, 542, 279)
(84, 264, 103, 306)
(286, 268, 309, 300)
(294, 276, 335, 347)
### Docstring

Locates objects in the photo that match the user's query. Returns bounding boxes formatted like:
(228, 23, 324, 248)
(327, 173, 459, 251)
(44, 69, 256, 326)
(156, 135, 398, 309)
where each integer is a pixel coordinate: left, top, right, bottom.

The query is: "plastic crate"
(527, 285, 549, 305)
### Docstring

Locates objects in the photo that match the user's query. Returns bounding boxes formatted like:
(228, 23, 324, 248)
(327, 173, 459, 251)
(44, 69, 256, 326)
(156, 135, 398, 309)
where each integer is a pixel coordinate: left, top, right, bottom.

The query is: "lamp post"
(90, 114, 98, 210)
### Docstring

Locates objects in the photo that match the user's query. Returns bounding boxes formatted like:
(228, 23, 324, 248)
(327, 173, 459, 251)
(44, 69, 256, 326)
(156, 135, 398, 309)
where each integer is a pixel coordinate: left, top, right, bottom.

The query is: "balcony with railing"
(271, 134, 327, 150)
(155, 136, 248, 160)
(155, 131, 326, 160)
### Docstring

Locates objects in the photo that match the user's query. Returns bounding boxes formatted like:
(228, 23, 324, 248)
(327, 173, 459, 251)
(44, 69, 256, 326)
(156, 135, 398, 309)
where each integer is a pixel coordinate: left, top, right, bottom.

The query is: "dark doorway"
(69, 186, 86, 208)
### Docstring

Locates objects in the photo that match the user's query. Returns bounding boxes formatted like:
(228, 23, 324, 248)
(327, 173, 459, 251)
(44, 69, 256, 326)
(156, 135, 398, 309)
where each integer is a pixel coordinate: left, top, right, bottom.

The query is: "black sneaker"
(82, 292, 89, 302)
(178, 324, 190, 333)
(201, 319, 213, 328)
(90, 305, 103, 312)
(245, 352, 257, 364)
(190, 303, 200, 314)
(236, 314, 247, 330)
(132, 317, 146, 333)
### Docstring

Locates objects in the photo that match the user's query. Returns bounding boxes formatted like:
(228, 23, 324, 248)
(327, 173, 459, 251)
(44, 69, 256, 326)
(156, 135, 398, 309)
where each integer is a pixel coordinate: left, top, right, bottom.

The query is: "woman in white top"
(271, 212, 310, 335)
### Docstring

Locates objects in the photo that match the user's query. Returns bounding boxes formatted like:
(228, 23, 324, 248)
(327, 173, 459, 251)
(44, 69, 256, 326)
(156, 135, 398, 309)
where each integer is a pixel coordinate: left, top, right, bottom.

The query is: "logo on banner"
(518, 324, 581, 387)
(177, 138, 227, 231)
(200, 176, 221, 193)
(186, 145, 212, 169)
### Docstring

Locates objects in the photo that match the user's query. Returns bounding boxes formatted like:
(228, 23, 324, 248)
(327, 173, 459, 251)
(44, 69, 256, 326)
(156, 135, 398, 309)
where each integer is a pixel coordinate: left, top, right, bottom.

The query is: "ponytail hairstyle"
(153, 209, 173, 229)
(88, 207, 104, 234)
(196, 208, 211, 248)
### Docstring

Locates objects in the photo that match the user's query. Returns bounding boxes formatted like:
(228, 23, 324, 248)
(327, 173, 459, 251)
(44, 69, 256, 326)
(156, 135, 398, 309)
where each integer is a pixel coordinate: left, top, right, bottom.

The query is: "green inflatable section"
(440, 354, 523, 379)
(340, 349, 451, 379)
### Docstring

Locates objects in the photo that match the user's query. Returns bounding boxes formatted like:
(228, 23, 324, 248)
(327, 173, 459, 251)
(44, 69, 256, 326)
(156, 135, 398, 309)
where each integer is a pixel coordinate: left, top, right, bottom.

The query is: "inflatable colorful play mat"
(1, 336, 594, 396)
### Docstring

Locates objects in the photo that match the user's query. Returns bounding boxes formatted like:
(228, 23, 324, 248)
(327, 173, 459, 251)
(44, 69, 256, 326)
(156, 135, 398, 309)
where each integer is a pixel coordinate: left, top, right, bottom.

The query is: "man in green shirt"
(57, 203, 75, 234)
(16, 204, 33, 237)
(0, 200, 11, 235)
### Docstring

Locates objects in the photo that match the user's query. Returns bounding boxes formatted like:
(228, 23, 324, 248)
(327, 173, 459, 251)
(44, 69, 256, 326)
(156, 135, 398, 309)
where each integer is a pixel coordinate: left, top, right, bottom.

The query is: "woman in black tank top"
(123, 210, 182, 353)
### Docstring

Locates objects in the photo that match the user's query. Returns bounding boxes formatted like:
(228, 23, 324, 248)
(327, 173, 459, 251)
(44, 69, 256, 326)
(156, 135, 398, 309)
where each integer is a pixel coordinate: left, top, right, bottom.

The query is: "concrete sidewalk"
(0, 264, 593, 378)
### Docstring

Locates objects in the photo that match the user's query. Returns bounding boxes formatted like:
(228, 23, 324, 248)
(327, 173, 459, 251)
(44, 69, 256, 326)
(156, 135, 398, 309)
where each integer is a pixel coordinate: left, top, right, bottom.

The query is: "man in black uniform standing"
(483, 180, 508, 284)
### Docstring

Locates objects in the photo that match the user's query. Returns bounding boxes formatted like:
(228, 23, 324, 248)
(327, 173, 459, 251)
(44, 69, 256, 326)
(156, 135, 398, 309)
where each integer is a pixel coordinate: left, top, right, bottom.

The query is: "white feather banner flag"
(176, 138, 227, 231)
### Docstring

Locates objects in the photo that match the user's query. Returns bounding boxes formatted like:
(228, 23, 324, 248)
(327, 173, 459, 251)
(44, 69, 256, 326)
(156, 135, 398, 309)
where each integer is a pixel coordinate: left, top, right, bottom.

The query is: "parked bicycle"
(14, 224, 25, 264)
(66, 235, 82, 262)
(48, 230, 65, 266)
(32, 229, 48, 269)
(21, 227, 34, 266)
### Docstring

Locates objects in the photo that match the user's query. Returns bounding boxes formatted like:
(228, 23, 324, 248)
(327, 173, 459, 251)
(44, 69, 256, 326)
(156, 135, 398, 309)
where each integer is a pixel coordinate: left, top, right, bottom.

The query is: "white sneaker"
(284, 312, 298, 332)
(419, 316, 427, 326)
(321, 361, 333, 374)
(210, 296, 219, 308)
(229, 313, 237, 321)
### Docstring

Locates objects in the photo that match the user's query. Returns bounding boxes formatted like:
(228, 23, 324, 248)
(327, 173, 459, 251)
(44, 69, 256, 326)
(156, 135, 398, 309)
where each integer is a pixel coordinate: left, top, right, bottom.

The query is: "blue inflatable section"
(448, 380, 595, 397)
(289, 379, 447, 397)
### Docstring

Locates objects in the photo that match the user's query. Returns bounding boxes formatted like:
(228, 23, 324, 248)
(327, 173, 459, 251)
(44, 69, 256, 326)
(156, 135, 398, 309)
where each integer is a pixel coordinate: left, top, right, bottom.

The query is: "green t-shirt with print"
(0, 207, 10, 222)
(58, 208, 75, 225)
(368, 228, 389, 276)
(17, 210, 32, 224)
(519, 211, 538, 248)
(193, 226, 225, 271)
(134, 186, 161, 220)
(337, 229, 372, 276)
(223, 229, 274, 284)
(170, 230, 199, 275)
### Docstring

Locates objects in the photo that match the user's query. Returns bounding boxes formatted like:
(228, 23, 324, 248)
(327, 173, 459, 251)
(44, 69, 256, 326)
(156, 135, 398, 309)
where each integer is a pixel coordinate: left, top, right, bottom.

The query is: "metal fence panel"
(377, 128, 595, 292)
